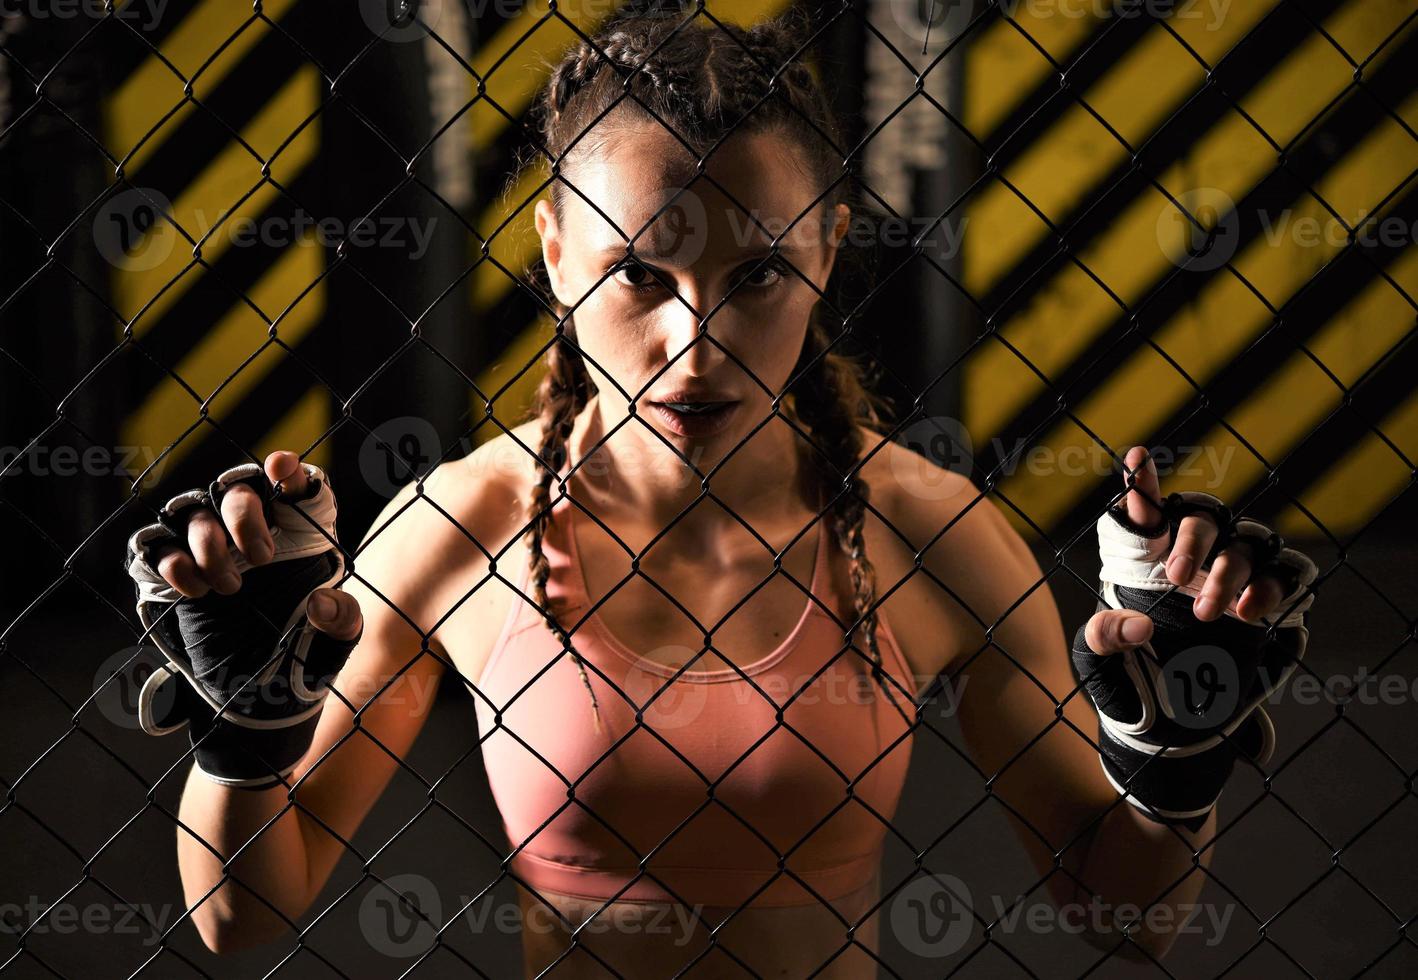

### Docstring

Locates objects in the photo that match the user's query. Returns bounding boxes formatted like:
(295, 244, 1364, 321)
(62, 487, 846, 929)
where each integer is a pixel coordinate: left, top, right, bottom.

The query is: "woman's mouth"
(647, 400, 741, 438)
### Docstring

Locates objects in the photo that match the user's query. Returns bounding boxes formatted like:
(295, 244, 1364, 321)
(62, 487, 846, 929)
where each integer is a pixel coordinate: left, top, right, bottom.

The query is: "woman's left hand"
(1083, 446, 1307, 656)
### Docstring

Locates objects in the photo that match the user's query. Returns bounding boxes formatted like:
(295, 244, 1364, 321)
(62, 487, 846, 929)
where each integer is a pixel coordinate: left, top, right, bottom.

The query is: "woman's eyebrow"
(589, 241, 809, 263)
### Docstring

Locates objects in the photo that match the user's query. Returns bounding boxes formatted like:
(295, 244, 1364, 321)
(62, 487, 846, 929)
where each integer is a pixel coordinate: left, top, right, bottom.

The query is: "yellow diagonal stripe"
(122, 235, 326, 472)
(106, 0, 299, 174)
(1276, 392, 1418, 538)
(112, 65, 321, 333)
(1169, 248, 1418, 505)
(257, 384, 332, 472)
(964, 3, 1413, 445)
(966, 6, 1102, 140)
(469, 318, 557, 449)
(994, 88, 1418, 536)
(466, 0, 623, 153)
(963, 0, 1279, 296)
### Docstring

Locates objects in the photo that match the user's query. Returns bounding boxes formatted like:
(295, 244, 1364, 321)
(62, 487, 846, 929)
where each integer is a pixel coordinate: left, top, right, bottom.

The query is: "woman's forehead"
(561, 124, 830, 261)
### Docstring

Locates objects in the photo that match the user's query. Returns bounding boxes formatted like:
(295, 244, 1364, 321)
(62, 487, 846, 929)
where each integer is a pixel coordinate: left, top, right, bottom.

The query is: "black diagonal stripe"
(974, 23, 1418, 498)
(979, 0, 1349, 318)
(124, 167, 329, 405)
(104, 0, 205, 87)
(979, 3, 1164, 159)
(125, 23, 310, 194)
(1246, 323, 1418, 538)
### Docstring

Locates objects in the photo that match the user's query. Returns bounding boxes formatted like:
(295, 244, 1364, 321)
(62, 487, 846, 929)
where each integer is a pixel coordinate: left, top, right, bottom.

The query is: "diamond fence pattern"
(0, 0, 1415, 977)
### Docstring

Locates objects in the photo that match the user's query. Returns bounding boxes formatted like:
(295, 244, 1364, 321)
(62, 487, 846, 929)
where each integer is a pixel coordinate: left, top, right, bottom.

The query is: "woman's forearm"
(1064, 803, 1218, 961)
(174, 765, 313, 953)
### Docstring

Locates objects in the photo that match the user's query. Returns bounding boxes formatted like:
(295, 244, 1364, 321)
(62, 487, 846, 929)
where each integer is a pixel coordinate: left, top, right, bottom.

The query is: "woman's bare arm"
(884, 444, 1215, 962)
(170, 453, 498, 952)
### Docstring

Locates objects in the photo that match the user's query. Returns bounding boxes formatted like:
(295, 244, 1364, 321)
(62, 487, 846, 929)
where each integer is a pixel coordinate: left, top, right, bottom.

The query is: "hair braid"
(526, 332, 605, 734)
(788, 317, 902, 709)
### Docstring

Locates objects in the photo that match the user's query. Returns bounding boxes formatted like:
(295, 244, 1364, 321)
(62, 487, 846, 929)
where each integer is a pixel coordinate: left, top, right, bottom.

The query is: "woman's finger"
(186, 509, 241, 594)
(1121, 445, 1163, 528)
(1084, 608, 1154, 655)
(306, 588, 363, 642)
(1168, 514, 1220, 586)
(1195, 549, 1252, 621)
(1237, 574, 1285, 623)
(265, 450, 308, 500)
(220, 482, 274, 565)
(157, 546, 209, 599)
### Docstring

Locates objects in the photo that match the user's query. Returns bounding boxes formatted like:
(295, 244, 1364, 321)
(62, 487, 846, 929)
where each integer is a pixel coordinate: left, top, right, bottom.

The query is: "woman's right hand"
(124, 450, 365, 788)
(150, 451, 362, 635)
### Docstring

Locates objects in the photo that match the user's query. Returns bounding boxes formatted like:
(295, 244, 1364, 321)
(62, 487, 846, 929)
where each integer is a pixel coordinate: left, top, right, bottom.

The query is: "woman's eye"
(612, 259, 660, 293)
(733, 257, 791, 291)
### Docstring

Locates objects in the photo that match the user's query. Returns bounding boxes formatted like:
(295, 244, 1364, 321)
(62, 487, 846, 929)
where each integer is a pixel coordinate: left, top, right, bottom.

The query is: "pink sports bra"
(473, 477, 918, 909)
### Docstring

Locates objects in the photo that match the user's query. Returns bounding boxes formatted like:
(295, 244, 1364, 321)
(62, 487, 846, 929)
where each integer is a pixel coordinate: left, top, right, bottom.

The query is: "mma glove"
(1071, 492, 1317, 831)
(124, 462, 361, 789)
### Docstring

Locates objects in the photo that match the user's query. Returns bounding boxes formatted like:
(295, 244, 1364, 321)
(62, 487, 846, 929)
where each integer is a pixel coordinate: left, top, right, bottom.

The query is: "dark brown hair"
(517, 9, 896, 733)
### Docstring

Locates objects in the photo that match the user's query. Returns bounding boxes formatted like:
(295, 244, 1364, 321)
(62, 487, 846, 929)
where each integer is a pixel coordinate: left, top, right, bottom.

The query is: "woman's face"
(535, 120, 849, 462)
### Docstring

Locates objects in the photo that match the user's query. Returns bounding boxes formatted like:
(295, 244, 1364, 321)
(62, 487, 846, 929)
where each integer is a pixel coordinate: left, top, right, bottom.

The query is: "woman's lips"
(647, 401, 741, 438)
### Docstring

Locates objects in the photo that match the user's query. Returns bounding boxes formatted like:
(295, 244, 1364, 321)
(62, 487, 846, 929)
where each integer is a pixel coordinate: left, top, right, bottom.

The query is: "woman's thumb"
(306, 588, 362, 641)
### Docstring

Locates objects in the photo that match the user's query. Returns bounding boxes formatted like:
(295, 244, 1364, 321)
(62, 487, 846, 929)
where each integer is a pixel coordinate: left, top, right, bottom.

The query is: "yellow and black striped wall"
(104, 0, 1415, 543)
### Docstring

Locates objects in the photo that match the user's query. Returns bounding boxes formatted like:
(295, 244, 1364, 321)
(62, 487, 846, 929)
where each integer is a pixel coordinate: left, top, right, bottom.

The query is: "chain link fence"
(1, 0, 1415, 976)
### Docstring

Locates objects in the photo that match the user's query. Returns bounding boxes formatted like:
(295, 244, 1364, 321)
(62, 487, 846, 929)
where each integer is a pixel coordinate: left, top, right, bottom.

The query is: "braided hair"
(517, 10, 897, 734)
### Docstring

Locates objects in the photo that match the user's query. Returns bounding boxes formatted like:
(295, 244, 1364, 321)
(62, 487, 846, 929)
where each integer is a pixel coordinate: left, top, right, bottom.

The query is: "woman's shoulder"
(852, 421, 1026, 567)
(350, 420, 545, 608)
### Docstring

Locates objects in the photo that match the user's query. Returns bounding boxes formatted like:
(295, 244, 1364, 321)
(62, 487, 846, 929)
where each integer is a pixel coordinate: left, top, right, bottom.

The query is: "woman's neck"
(563, 392, 816, 539)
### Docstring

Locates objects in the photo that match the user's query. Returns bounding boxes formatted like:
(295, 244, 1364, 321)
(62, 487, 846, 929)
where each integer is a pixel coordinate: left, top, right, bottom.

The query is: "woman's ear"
(534, 197, 570, 306)
(816, 202, 852, 285)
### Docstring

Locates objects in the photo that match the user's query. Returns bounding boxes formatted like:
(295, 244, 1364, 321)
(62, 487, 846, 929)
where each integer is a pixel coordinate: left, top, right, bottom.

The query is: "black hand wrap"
(124, 462, 361, 789)
(1071, 492, 1317, 831)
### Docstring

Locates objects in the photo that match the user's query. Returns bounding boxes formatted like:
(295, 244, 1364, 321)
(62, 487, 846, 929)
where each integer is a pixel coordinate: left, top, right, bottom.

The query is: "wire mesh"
(1, 0, 1415, 977)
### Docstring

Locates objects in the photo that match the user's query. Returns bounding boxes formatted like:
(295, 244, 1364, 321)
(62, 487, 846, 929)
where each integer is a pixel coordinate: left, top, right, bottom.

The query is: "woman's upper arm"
(893, 465, 1116, 897)
(283, 470, 461, 894)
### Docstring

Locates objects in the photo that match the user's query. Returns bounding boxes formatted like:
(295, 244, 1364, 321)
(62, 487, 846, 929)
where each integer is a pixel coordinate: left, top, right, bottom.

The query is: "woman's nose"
(661, 301, 728, 376)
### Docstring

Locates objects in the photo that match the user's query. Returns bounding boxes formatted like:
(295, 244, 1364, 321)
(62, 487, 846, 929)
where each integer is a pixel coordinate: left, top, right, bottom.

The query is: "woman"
(123, 11, 1317, 977)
